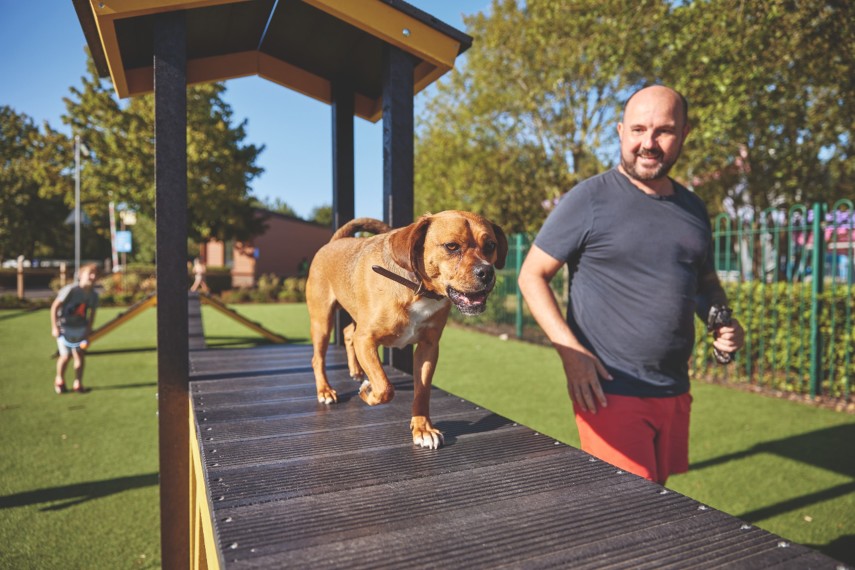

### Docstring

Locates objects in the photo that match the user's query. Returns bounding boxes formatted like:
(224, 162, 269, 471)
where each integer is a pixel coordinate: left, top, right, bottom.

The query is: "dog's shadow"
(434, 413, 515, 446)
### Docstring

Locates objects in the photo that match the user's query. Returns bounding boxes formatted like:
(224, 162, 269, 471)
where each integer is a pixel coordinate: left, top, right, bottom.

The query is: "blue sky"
(0, 0, 491, 221)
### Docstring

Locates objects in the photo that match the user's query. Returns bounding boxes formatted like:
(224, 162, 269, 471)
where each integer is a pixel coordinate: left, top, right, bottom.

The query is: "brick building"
(202, 209, 333, 288)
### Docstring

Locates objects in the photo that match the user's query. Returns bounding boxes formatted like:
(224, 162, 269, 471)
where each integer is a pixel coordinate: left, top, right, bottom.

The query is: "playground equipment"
(82, 292, 287, 350)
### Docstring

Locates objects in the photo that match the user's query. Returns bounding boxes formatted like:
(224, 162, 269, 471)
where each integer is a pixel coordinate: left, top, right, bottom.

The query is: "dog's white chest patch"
(390, 298, 447, 348)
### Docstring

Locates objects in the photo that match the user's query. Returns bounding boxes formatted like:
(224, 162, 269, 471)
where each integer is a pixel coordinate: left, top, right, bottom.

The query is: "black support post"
(382, 45, 415, 373)
(332, 81, 355, 346)
(154, 12, 190, 569)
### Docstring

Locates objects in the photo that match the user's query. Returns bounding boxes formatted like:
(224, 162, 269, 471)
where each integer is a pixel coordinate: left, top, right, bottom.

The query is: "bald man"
(518, 86, 744, 485)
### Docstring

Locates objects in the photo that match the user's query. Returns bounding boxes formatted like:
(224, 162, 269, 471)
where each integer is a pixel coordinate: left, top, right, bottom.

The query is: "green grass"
(1, 303, 852, 567)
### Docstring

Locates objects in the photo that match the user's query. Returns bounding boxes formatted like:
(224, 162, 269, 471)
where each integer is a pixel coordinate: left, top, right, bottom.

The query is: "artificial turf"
(0, 302, 852, 568)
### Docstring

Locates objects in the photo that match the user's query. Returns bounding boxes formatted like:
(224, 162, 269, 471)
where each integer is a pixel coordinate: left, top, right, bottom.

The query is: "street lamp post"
(73, 135, 90, 278)
(74, 134, 81, 277)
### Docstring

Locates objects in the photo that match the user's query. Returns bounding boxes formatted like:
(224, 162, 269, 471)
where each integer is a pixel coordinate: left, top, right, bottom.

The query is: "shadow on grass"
(691, 423, 855, 564)
(691, 423, 855, 478)
(0, 307, 47, 322)
(0, 473, 158, 511)
(91, 382, 158, 391)
(85, 346, 158, 356)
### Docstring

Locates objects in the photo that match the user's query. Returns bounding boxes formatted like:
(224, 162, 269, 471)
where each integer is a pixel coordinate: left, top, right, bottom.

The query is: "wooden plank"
(188, 344, 844, 569)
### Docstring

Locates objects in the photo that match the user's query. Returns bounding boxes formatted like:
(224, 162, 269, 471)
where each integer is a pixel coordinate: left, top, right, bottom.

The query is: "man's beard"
(621, 149, 678, 182)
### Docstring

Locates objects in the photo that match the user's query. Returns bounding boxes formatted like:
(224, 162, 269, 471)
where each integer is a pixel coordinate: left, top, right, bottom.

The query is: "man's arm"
(518, 244, 612, 413)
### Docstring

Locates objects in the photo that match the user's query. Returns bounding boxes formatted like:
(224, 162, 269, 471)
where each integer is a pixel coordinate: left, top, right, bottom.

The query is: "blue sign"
(116, 230, 132, 253)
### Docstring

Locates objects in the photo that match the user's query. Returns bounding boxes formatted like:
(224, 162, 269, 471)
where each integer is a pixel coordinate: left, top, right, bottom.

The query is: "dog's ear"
(492, 223, 509, 269)
(389, 216, 431, 273)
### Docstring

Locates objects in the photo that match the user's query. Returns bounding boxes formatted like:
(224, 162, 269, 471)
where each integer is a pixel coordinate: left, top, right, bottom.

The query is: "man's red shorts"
(573, 393, 692, 485)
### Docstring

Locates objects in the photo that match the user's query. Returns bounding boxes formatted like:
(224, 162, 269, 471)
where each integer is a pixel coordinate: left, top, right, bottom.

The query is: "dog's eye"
(444, 242, 460, 253)
(483, 241, 496, 255)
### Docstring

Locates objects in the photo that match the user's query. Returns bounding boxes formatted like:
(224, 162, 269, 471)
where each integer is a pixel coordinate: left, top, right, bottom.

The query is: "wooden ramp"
(187, 310, 844, 568)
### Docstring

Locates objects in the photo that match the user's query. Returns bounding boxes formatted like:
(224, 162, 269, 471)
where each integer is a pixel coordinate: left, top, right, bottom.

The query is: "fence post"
(809, 202, 824, 398)
(515, 234, 524, 339)
(16, 255, 25, 300)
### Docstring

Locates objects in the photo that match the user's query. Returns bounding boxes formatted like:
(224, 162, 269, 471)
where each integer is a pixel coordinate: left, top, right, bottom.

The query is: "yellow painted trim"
(89, 293, 157, 343)
(90, 0, 253, 98)
(259, 54, 384, 122)
(199, 293, 287, 343)
(190, 407, 221, 570)
(91, 0, 246, 19)
(124, 51, 259, 96)
(87, 0, 462, 118)
(258, 52, 332, 104)
(89, 2, 130, 98)
(303, 0, 461, 69)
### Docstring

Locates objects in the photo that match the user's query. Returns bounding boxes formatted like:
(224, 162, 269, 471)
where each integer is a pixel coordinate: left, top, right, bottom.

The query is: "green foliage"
(693, 282, 854, 397)
(309, 205, 333, 228)
(256, 196, 298, 217)
(52, 55, 266, 246)
(652, 0, 855, 212)
(218, 276, 308, 304)
(415, 0, 668, 233)
(0, 106, 77, 261)
(416, 0, 855, 229)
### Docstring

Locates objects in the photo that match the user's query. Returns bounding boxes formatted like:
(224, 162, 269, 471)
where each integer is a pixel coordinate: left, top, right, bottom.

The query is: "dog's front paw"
(410, 416, 444, 449)
(317, 387, 338, 405)
(358, 380, 394, 405)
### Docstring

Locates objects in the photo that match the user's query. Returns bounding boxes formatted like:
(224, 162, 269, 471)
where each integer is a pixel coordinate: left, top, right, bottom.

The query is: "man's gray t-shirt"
(534, 169, 716, 397)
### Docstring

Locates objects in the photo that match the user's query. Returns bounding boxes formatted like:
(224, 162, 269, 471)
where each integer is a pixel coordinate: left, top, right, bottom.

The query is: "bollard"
(16, 255, 24, 300)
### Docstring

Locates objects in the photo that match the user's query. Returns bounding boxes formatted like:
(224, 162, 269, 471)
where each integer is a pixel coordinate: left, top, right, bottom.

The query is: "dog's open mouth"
(446, 286, 492, 316)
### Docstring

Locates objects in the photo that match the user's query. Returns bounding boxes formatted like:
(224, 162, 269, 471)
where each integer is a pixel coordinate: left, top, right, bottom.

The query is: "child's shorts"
(57, 333, 87, 357)
(573, 393, 692, 485)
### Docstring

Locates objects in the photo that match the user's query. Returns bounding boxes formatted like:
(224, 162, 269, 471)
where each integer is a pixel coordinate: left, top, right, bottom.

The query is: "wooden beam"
(332, 81, 355, 347)
(382, 45, 415, 373)
(154, 11, 190, 569)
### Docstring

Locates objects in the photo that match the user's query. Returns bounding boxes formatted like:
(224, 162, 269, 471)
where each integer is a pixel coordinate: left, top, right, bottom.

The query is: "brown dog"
(306, 210, 507, 448)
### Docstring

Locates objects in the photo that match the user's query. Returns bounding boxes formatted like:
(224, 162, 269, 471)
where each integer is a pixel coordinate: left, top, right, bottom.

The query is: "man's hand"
(713, 318, 744, 356)
(554, 343, 612, 414)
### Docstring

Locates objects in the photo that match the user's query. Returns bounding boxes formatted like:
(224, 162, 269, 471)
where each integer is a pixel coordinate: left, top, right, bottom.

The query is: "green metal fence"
(452, 201, 854, 399)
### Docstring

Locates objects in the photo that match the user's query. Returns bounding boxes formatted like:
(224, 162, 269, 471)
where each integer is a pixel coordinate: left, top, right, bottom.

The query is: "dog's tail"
(331, 218, 392, 241)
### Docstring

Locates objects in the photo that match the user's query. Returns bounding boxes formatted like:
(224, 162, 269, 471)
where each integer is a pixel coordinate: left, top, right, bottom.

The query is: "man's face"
(617, 88, 689, 182)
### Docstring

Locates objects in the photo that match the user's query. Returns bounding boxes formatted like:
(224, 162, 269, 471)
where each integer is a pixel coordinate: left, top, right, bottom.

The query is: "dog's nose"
(473, 264, 494, 284)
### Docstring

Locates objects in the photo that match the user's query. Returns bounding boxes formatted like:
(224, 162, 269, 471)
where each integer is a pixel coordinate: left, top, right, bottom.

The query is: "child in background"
(51, 263, 99, 394)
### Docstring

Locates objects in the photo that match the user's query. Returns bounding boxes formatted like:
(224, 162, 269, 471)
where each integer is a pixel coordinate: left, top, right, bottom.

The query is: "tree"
(308, 205, 333, 228)
(654, 0, 855, 213)
(415, 0, 669, 233)
(52, 54, 267, 248)
(256, 196, 298, 218)
(0, 106, 74, 261)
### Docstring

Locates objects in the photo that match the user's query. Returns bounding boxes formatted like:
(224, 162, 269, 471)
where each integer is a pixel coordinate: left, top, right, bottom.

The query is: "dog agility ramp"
(187, 341, 845, 568)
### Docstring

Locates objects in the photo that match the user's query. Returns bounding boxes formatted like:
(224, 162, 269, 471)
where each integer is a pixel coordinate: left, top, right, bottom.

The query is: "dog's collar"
(371, 265, 445, 301)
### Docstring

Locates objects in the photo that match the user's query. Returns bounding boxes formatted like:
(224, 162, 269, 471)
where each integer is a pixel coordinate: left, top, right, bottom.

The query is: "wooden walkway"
(188, 305, 844, 568)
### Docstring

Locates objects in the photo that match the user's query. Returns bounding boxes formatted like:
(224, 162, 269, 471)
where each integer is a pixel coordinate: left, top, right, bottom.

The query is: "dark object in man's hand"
(707, 304, 734, 365)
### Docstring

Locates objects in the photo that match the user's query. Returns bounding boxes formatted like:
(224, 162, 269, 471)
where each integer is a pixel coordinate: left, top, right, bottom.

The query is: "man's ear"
(388, 216, 431, 273)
